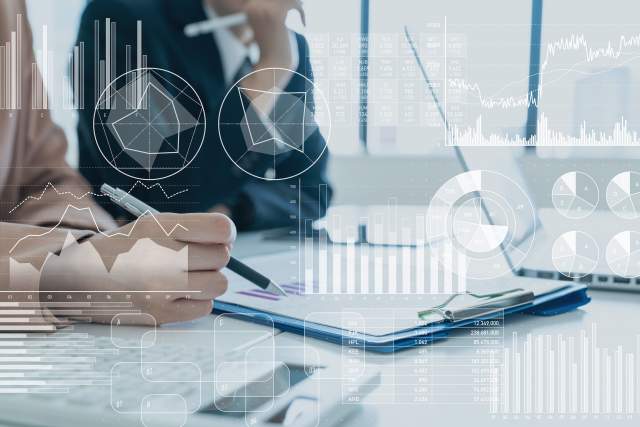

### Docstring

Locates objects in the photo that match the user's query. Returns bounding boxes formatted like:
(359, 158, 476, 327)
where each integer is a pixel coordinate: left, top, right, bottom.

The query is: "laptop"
(405, 27, 640, 292)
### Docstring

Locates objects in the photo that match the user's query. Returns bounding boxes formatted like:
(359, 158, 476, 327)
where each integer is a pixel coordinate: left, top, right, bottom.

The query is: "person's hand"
(39, 213, 236, 325)
(205, 0, 304, 73)
(210, 204, 232, 218)
(239, 0, 304, 95)
(245, 0, 304, 70)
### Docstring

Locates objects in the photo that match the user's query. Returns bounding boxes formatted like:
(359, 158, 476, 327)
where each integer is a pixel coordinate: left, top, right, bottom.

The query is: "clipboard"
(214, 280, 590, 353)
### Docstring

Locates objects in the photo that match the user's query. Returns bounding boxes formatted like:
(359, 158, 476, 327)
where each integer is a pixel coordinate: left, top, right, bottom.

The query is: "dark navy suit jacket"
(76, 0, 332, 230)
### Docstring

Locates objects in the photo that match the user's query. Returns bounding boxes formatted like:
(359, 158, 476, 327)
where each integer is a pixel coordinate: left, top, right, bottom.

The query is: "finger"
(239, 27, 255, 45)
(140, 213, 236, 245)
(92, 312, 158, 327)
(187, 243, 231, 271)
(294, 0, 305, 25)
(280, 0, 305, 25)
(159, 299, 214, 324)
(186, 271, 229, 300)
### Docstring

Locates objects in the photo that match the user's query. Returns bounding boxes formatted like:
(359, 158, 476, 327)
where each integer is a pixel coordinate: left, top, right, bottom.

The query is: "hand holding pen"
(185, 1, 305, 38)
(101, 184, 287, 297)
(188, 0, 305, 85)
(39, 203, 237, 326)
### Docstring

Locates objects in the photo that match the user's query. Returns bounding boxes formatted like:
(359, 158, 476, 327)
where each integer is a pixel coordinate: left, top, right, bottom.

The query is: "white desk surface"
(233, 229, 640, 427)
(6, 229, 639, 427)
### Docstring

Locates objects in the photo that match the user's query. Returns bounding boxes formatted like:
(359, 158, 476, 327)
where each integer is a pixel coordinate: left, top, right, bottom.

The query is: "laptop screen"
(405, 27, 540, 277)
(453, 146, 539, 248)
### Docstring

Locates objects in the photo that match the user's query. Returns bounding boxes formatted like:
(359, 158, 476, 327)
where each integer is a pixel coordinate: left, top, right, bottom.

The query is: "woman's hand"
(39, 213, 236, 325)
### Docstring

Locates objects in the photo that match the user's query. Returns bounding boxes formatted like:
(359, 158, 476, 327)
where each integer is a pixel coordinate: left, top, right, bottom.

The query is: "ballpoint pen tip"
(266, 281, 288, 297)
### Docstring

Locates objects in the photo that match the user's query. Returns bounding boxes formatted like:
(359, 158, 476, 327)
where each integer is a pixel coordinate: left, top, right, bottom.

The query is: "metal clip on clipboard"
(417, 289, 535, 323)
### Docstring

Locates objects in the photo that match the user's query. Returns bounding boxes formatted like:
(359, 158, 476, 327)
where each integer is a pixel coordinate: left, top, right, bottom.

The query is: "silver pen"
(184, 4, 306, 38)
(184, 13, 247, 37)
(100, 184, 287, 296)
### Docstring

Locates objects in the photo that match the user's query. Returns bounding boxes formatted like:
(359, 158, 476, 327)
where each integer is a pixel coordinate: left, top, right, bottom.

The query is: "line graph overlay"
(449, 31, 640, 110)
(8, 181, 188, 214)
(421, 15, 640, 147)
(9, 204, 188, 255)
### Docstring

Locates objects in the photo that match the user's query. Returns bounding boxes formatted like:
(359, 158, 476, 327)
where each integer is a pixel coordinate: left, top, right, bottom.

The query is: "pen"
(184, 13, 247, 37)
(100, 184, 288, 297)
(184, 5, 306, 38)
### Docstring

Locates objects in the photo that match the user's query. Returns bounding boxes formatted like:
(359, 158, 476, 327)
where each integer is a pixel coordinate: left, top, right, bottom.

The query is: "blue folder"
(214, 283, 590, 353)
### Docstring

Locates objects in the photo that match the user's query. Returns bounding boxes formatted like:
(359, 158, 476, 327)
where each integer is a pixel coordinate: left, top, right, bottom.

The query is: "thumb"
(283, 0, 306, 26)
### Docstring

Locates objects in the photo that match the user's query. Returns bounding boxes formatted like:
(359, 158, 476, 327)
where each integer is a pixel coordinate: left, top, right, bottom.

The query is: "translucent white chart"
(93, 68, 206, 181)
(551, 231, 599, 278)
(218, 68, 331, 181)
(606, 231, 640, 279)
(606, 171, 640, 220)
(453, 197, 509, 253)
(427, 170, 536, 280)
(551, 171, 598, 219)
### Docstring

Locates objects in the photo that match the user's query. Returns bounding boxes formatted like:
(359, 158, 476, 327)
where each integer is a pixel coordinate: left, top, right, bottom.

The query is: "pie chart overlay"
(606, 231, 640, 278)
(453, 197, 509, 253)
(552, 171, 598, 219)
(427, 170, 536, 280)
(551, 231, 599, 279)
(606, 171, 640, 220)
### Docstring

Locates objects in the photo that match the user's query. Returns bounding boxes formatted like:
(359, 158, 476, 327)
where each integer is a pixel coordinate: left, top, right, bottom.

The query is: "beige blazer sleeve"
(0, 0, 117, 330)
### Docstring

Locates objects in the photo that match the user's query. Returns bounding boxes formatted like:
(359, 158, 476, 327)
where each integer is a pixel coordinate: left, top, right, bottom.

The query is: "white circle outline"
(606, 230, 640, 279)
(451, 192, 514, 256)
(217, 67, 331, 181)
(427, 169, 537, 280)
(551, 170, 599, 220)
(606, 171, 640, 220)
(92, 67, 207, 181)
(551, 230, 600, 279)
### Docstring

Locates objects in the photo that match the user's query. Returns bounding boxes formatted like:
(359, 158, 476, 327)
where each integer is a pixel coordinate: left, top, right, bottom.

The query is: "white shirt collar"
(205, 6, 258, 85)
(204, 6, 299, 86)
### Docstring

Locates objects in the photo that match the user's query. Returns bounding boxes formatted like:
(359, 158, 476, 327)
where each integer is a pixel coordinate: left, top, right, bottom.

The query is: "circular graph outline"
(606, 171, 640, 220)
(427, 169, 537, 281)
(551, 230, 600, 279)
(606, 230, 640, 279)
(217, 67, 331, 182)
(92, 67, 207, 181)
(450, 190, 517, 257)
(551, 170, 599, 220)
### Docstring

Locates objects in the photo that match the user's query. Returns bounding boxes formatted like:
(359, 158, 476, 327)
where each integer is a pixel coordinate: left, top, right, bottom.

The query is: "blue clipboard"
(214, 283, 590, 353)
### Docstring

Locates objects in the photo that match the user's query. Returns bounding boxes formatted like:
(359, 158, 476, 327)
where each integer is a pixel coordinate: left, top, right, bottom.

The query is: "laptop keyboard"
(519, 268, 640, 289)
(7, 336, 213, 413)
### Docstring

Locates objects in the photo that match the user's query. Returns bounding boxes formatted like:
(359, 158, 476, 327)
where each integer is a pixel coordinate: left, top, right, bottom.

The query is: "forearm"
(0, 222, 95, 331)
(15, 51, 115, 230)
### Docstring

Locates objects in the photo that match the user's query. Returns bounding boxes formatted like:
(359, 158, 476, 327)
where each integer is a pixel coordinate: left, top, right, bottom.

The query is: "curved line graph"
(8, 181, 188, 214)
(9, 204, 188, 254)
(448, 31, 640, 110)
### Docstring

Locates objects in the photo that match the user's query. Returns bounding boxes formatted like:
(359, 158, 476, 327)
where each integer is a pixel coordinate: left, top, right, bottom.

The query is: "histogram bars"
(31, 26, 84, 110)
(450, 114, 640, 147)
(303, 204, 467, 295)
(23, 17, 149, 111)
(18, 17, 148, 111)
(0, 333, 112, 395)
(496, 324, 640, 417)
(94, 18, 146, 110)
(1, 15, 91, 110)
(0, 298, 136, 395)
(0, 14, 22, 110)
(436, 15, 640, 147)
